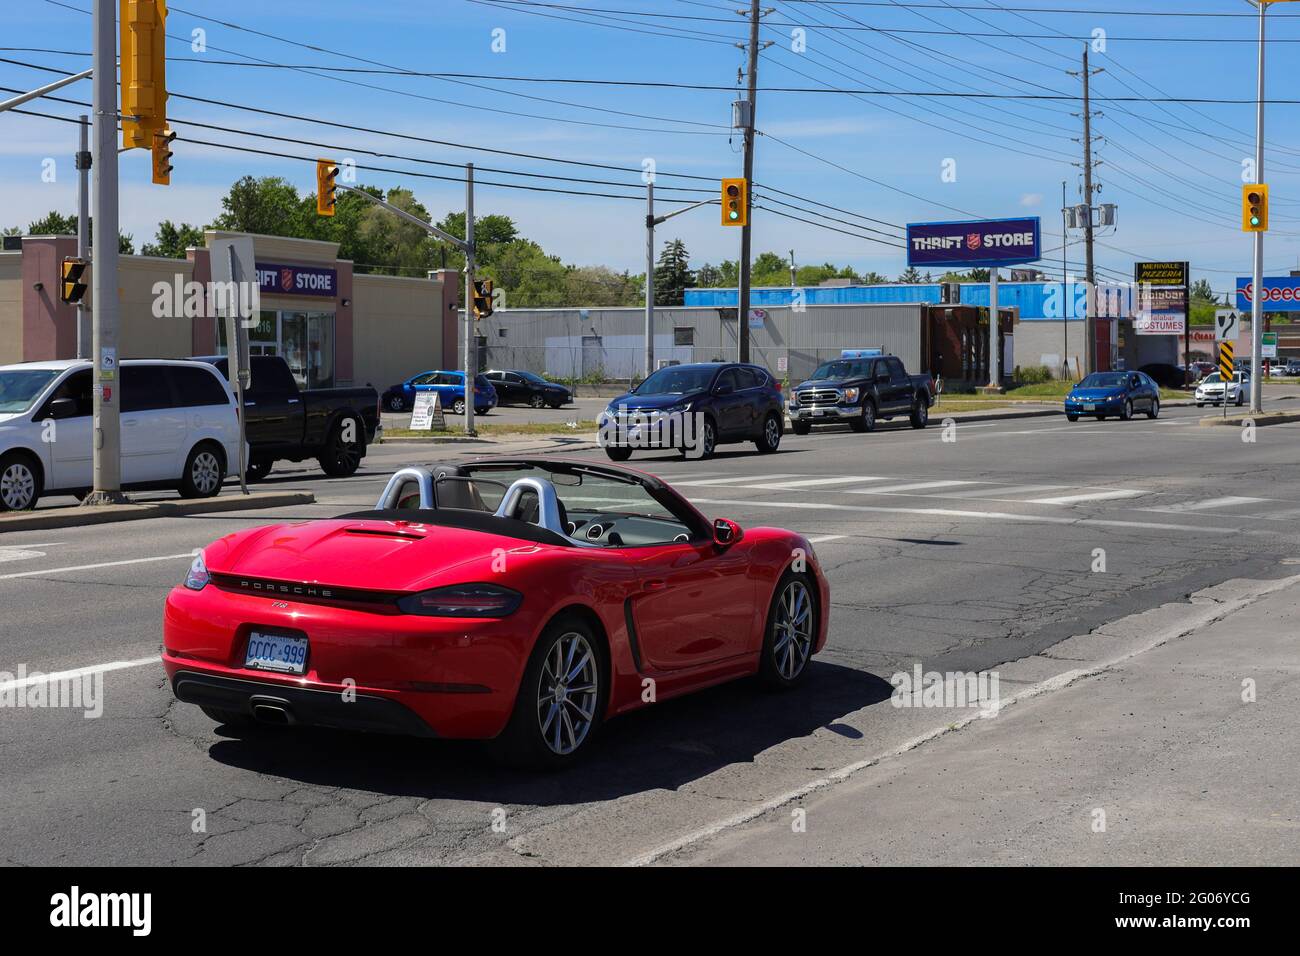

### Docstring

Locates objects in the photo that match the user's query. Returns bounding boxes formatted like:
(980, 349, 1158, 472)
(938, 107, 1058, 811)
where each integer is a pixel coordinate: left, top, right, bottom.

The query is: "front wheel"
(755, 413, 782, 453)
(604, 446, 633, 462)
(451, 398, 466, 415)
(759, 573, 817, 690)
(858, 402, 878, 433)
(791, 420, 811, 436)
(1120, 399, 1133, 421)
(1147, 399, 1160, 420)
(1236, 392, 1245, 407)
(0, 451, 42, 511)
(909, 400, 929, 429)
(529, 394, 546, 408)
(1066, 413, 1079, 422)
(492, 616, 607, 770)
(387, 394, 405, 412)
(178, 443, 225, 499)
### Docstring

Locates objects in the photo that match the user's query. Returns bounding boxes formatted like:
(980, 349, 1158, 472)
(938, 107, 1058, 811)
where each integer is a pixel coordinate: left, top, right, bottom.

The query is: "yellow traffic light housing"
(151, 127, 175, 185)
(120, 0, 168, 150)
(721, 177, 748, 227)
(472, 278, 494, 320)
(1242, 183, 1269, 232)
(316, 159, 339, 217)
(61, 257, 88, 304)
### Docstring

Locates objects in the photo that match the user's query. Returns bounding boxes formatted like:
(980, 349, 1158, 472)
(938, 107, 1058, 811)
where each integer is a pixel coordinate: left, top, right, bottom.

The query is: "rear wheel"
(493, 616, 607, 770)
(0, 451, 41, 511)
(759, 573, 817, 690)
(1147, 398, 1160, 420)
(791, 420, 811, 436)
(604, 446, 632, 462)
(451, 398, 466, 415)
(319, 417, 364, 478)
(178, 443, 224, 499)
(245, 457, 273, 483)
(529, 394, 546, 408)
(387, 394, 405, 412)
(1236, 391, 1245, 407)
(1120, 399, 1133, 421)
(755, 413, 782, 453)
(909, 400, 929, 429)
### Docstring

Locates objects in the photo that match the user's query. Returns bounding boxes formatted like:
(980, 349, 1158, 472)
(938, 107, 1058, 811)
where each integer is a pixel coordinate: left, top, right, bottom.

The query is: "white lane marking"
(673, 474, 803, 486)
(945, 484, 1070, 499)
(0, 552, 194, 581)
(805, 534, 847, 544)
(1144, 495, 1270, 514)
(844, 480, 976, 495)
(692, 497, 1232, 534)
(1026, 489, 1147, 506)
(0, 655, 160, 692)
(742, 476, 885, 491)
(0, 541, 63, 564)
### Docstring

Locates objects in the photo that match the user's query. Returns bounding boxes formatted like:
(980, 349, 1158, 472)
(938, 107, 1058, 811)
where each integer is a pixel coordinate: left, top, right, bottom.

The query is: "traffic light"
(1242, 183, 1269, 232)
(472, 278, 494, 320)
(721, 177, 748, 227)
(120, 0, 168, 150)
(151, 127, 175, 185)
(316, 159, 339, 216)
(61, 257, 88, 305)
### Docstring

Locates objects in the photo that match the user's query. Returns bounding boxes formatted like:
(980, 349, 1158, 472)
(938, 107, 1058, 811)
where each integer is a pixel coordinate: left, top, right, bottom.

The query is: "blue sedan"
(382, 370, 497, 416)
(1064, 371, 1160, 422)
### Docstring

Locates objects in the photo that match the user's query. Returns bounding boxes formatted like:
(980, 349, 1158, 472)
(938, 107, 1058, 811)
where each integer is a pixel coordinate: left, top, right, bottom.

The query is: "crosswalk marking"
(844, 480, 976, 495)
(945, 484, 1070, 499)
(1025, 489, 1147, 506)
(1144, 495, 1270, 514)
(672, 474, 803, 486)
(742, 476, 885, 491)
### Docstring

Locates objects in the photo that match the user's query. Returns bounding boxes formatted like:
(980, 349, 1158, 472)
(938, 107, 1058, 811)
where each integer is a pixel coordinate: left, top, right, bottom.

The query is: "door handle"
(287, 398, 300, 404)
(643, 579, 668, 591)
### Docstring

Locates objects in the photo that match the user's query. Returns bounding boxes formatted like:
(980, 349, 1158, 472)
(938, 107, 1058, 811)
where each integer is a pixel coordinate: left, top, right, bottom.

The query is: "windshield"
(809, 359, 873, 380)
(517, 371, 548, 384)
(0, 368, 60, 414)
(1202, 372, 1244, 384)
(635, 366, 716, 395)
(1077, 373, 1128, 388)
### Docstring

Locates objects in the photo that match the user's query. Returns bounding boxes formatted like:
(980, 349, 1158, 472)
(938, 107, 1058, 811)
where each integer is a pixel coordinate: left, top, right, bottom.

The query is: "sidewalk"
(665, 574, 1300, 866)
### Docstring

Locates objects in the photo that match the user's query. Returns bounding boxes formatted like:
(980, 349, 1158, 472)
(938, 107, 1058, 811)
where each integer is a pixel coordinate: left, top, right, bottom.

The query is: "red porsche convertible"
(163, 457, 829, 768)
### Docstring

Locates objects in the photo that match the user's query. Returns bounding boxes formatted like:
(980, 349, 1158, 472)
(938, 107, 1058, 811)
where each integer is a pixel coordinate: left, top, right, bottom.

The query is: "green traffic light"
(728, 210, 739, 220)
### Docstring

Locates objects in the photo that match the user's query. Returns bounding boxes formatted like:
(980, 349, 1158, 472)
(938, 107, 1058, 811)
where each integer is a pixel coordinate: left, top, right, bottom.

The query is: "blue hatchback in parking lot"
(382, 370, 497, 416)
(1064, 371, 1160, 422)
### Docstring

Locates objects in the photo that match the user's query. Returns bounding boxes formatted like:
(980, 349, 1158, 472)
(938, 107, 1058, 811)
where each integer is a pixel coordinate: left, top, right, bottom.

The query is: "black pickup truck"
(787, 354, 934, 434)
(197, 355, 380, 480)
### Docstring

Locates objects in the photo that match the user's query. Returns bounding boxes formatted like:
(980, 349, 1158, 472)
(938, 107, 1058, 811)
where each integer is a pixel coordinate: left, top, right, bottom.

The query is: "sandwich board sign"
(410, 391, 445, 431)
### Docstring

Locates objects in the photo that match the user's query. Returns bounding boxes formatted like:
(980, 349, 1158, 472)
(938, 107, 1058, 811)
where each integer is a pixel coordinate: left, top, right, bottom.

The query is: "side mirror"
(713, 517, 743, 547)
(46, 397, 80, 420)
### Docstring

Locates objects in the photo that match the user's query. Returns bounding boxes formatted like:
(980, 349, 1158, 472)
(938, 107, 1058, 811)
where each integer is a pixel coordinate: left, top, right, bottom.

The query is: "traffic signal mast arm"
(648, 196, 719, 229)
(334, 181, 472, 252)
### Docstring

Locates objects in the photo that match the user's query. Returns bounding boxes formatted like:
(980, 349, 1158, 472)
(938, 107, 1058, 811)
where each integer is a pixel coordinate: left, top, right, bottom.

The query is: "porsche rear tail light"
(397, 584, 522, 617)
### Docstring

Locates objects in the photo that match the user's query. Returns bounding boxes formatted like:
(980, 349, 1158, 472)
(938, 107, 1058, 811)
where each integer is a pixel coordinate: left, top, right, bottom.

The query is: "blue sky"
(3, 0, 1300, 295)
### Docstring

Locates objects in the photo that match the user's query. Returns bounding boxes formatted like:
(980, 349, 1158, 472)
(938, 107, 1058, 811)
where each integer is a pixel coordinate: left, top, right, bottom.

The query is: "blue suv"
(598, 362, 784, 461)
(382, 370, 497, 416)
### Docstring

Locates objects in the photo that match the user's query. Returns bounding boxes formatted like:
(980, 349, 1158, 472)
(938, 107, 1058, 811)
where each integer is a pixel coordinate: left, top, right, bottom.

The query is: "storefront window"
(216, 309, 334, 389)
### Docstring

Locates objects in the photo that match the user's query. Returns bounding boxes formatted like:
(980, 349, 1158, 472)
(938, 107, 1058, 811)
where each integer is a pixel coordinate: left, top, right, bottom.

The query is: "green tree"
(860, 271, 889, 284)
(141, 220, 204, 258)
(1191, 278, 1215, 303)
(653, 238, 694, 306)
(211, 176, 310, 238)
(19, 210, 132, 253)
(898, 265, 922, 283)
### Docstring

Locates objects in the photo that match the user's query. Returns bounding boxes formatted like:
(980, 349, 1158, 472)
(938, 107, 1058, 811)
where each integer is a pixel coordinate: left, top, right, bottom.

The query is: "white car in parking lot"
(0, 359, 243, 511)
(1194, 370, 1249, 407)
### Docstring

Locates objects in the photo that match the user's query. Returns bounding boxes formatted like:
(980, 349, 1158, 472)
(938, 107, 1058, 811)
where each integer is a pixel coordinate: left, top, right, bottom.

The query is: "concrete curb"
(1198, 410, 1300, 427)
(0, 491, 316, 534)
(379, 435, 493, 444)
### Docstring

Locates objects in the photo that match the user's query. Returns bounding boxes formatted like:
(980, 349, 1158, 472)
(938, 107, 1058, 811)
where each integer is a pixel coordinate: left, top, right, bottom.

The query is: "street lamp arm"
(0, 68, 94, 114)
(652, 197, 719, 227)
(336, 182, 471, 253)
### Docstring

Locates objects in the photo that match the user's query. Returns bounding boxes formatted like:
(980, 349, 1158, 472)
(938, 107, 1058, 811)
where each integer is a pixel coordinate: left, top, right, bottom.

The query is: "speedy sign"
(1236, 275, 1300, 312)
(255, 262, 338, 298)
(906, 217, 1041, 269)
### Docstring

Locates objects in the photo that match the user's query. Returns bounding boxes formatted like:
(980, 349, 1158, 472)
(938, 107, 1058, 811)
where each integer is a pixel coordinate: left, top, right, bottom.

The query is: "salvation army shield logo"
(966, 233, 982, 251)
(280, 268, 294, 293)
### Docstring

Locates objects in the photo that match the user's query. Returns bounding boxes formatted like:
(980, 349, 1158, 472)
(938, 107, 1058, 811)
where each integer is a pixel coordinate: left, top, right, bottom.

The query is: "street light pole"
(76, 113, 91, 360)
(1250, 0, 1267, 413)
(464, 163, 476, 437)
(644, 181, 655, 378)
(86, 0, 124, 506)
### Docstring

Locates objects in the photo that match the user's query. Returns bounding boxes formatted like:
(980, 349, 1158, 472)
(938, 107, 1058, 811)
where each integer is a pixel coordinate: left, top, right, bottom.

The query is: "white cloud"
(1019, 193, 1044, 208)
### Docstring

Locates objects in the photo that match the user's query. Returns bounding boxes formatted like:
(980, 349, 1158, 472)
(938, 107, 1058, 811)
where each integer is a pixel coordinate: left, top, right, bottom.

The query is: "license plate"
(245, 632, 308, 675)
(1083, 403, 1096, 410)
(812, 409, 825, 417)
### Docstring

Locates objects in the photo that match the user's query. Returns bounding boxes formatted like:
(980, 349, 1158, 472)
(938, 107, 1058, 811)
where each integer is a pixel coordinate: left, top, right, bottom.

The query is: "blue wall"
(683, 282, 1095, 320)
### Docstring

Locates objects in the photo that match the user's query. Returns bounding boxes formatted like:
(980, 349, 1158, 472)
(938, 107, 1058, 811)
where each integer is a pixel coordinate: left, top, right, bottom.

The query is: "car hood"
(1068, 387, 1125, 400)
(0, 412, 24, 425)
(1198, 381, 1235, 390)
(794, 378, 854, 391)
(606, 391, 706, 411)
(202, 519, 554, 593)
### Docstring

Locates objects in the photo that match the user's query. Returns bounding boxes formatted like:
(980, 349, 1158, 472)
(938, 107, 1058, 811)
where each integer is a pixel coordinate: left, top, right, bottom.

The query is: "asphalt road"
(2, 404, 1298, 865)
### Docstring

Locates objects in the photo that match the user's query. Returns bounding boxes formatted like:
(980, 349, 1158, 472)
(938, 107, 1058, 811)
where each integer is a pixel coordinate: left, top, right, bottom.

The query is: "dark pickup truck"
(787, 354, 934, 434)
(197, 355, 380, 480)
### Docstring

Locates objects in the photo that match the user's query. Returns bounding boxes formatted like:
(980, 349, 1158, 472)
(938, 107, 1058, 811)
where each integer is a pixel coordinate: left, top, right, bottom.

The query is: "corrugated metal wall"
(471, 303, 924, 384)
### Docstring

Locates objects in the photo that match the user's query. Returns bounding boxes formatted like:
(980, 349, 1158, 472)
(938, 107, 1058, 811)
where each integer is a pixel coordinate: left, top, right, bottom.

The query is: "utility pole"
(464, 163, 476, 437)
(1061, 179, 1069, 379)
(1078, 47, 1101, 375)
(736, 0, 762, 362)
(644, 181, 655, 377)
(1249, 0, 1269, 414)
(76, 114, 91, 360)
(86, 0, 124, 506)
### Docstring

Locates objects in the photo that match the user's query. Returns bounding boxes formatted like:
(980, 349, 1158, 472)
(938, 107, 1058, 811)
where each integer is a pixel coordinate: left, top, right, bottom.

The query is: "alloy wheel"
(0, 462, 36, 510)
(764, 416, 781, 450)
(772, 579, 813, 680)
(191, 452, 221, 495)
(536, 631, 599, 756)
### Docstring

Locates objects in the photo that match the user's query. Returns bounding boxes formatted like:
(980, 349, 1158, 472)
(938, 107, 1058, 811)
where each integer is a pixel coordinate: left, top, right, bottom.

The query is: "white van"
(0, 359, 243, 511)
